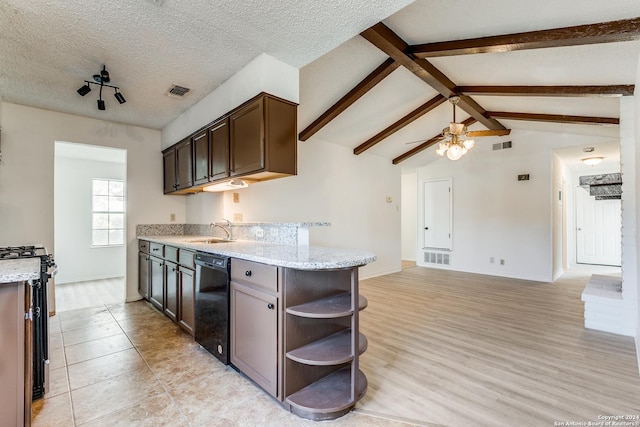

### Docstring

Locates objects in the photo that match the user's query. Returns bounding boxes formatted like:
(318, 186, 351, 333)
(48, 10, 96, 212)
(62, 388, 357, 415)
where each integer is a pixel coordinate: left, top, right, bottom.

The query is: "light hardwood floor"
(54, 277, 125, 313)
(357, 265, 638, 427)
(46, 267, 639, 426)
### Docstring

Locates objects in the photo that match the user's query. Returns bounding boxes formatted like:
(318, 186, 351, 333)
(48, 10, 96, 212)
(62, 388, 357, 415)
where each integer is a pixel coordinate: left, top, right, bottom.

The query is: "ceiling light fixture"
(435, 97, 475, 160)
(582, 156, 604, 166)
(76, 65, 126, 111)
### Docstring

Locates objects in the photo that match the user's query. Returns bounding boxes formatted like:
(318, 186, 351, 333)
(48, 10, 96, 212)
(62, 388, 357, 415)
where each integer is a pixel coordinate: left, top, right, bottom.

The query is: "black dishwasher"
(194, 252, 230, 364)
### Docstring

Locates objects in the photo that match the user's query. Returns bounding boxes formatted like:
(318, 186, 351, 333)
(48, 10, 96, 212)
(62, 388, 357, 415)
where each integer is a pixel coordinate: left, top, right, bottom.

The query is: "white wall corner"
(161, 53, 299, 149)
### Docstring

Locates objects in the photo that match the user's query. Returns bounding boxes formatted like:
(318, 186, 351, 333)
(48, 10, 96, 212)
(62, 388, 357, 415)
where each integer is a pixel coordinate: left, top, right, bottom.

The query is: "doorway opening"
(54, 141, 127, 312)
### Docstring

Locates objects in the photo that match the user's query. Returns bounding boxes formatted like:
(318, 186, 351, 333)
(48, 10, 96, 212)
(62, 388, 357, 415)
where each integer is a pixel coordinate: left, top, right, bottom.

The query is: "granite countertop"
(0, 258, 41, 284)
(139, 235, 376, 270)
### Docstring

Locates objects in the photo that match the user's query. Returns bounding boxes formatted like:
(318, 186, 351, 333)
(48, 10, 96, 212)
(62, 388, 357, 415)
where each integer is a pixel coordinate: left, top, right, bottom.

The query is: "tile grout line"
(105, 302, 194, 426)
(57, 311, 78, 427)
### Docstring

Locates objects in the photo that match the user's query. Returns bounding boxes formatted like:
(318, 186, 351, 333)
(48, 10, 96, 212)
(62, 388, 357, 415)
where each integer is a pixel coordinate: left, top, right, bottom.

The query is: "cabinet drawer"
(231, 259, 278, 292)
(165, 246, 178, 263)
(138, 240, 150, 254)
(149, 243, 164, 257)
(179, 250, 195, 270)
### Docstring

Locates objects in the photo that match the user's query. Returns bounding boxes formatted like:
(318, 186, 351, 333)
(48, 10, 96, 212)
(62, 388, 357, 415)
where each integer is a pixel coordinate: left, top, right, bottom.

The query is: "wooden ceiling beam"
(360, 22, 506, 135)
(486, 111, 619, 125)
(353, 94, 446, 155)
(458, 85, 636, 97)
(410, 16, 640, 58)
(298, 58, 400, 141)
(392, 118, 477, 165)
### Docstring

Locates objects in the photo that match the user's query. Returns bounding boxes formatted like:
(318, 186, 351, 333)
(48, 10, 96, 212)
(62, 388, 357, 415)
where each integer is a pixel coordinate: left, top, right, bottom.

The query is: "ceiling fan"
(408, 96, 511, 160)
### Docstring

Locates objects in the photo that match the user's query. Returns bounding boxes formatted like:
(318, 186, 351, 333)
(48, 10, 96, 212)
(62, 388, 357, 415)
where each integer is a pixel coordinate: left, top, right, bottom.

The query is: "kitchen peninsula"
(138, 222, 375, 420)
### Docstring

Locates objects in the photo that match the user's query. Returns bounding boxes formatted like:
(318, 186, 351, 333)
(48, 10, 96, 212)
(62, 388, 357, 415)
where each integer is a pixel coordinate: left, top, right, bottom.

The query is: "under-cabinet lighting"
(203, 179, 252, 192)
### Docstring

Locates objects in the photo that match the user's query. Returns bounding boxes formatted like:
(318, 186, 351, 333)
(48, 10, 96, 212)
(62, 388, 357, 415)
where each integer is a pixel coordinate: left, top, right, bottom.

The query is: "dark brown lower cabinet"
(178, 266, 195, 336)
(149, 256, 164, 311)
(230, 281, 279, 397)
(138, 252, 150, 300)
(165, 261, 179, 322)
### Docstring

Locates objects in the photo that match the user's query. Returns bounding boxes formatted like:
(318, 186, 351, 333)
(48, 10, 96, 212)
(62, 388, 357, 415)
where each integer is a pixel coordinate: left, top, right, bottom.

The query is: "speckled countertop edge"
(139, 236, 376, 270)
(0, 258, 41, 283)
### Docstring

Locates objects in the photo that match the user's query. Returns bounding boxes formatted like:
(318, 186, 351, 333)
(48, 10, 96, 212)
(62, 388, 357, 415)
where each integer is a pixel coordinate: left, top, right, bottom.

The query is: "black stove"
(0, 245, 56, 400)
(0, 245, 47, 259)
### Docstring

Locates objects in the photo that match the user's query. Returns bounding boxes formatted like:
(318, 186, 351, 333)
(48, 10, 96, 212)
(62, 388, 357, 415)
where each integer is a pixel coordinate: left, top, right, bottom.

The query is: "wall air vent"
(166, 85, 191, 98)
(424, 251, 451, 266)
(493, 141, 513, 151)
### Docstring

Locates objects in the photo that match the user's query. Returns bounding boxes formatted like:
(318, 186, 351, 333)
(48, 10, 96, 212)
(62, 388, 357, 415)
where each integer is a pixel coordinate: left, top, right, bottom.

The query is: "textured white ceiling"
(0, 0, 412, 129)
(299, 0, 640, 169)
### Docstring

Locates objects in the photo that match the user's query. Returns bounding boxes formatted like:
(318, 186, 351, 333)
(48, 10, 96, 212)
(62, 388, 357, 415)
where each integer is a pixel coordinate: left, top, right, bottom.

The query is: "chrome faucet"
(210, 219, 232, 240)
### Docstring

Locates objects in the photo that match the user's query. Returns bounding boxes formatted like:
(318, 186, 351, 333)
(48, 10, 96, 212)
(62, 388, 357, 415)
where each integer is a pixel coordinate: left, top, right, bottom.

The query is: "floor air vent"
(424, 251, 451, 266)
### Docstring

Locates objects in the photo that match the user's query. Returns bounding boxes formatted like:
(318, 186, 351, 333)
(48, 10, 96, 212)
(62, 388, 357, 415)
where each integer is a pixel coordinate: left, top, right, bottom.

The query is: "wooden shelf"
(286, 293, 368, 318)
(286, 367, 368, 420)
(286, 330, 368, 366)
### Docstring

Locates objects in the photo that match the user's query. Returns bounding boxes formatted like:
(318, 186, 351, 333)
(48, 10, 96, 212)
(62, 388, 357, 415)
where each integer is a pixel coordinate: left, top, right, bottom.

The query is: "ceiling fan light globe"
(436, 147, 446, 156)
(461, 147, 468, 155)
(463, 139, 475, 150)
(447, 145, 463, 160)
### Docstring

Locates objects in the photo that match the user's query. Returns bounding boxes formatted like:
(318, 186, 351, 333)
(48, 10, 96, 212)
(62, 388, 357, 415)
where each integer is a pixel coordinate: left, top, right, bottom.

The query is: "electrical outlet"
(169, 213, 176, 222)
(500, 259, 505, 265)
(233, 213, 243, 222)
(255, 228, 264, 239)
(233, 192, 239, 203)
(490, 257, 494, 263)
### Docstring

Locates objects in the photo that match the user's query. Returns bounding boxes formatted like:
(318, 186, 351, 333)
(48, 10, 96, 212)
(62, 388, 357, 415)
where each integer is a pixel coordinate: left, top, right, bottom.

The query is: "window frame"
(91, 178, 125, 247)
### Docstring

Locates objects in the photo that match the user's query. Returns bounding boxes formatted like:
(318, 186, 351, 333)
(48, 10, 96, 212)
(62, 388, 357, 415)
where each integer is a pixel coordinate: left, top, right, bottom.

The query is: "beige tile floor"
(32, 300, 413, 427)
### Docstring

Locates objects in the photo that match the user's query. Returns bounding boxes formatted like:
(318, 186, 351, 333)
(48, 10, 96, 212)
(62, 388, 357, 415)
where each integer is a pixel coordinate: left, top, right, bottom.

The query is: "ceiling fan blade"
(466, 129, 511, 138)
(405, 135, 445, 144)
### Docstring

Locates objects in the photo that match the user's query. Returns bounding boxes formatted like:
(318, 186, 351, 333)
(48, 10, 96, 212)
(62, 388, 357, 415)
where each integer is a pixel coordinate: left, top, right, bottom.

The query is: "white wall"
(0, 103, 177, 302)
(401, 172, 417, 261)
(619, 97, 637, 337)
(416, 130, 618, 282)
(164, 52, 401, 279)
(635, 60, 640, 370)
(180, 138, 402, 279)
(54, 152, 126, 284)
(551, 153, 566, 280)
(162, 54, 299, 149)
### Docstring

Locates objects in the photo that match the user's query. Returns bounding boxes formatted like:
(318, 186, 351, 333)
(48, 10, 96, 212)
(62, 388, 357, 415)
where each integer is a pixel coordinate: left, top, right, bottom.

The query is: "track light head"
(97, 99, 105, 110)
(77, 84, 91, 96)
(114, 90, 126, 104)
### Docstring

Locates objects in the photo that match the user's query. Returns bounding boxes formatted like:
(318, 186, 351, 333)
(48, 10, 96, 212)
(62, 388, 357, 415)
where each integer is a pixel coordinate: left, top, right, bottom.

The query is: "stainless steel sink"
(187, 238, 234, 244)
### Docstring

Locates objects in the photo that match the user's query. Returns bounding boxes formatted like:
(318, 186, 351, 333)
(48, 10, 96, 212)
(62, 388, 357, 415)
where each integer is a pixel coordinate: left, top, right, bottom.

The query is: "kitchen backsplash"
(136, 222, 330, 246)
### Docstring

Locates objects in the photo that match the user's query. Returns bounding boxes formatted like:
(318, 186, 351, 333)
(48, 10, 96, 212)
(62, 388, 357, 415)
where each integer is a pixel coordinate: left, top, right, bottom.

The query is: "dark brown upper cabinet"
(163, 137, 195, 194)
(209, 118, 230, 181)
(162, 92, 297, 195)
(163, 148, 177, 194)
(230, 94, 297, 180)
(192, 129, 209, 186)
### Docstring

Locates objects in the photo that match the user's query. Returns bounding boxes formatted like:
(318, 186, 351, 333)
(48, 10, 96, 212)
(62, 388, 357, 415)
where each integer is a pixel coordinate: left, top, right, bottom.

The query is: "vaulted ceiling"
(298, 0, 640, 169)
(1, 0, 639, 170)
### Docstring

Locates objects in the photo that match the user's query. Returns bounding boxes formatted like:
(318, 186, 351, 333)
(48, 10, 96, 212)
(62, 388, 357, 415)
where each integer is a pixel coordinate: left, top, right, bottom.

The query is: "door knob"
(424, 227, 429, 230)
(245, 270, 252, 277)
(267, 303, 274, 309)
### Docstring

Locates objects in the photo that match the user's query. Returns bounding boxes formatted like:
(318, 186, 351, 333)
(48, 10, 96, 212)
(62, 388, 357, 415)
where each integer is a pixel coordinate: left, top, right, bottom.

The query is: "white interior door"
(575, 186, 621, 266)
(423, 179, 452, 250)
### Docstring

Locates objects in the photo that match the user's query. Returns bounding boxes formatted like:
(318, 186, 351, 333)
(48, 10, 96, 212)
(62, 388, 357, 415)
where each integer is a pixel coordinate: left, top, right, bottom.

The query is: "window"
(92, 179, 125, 246)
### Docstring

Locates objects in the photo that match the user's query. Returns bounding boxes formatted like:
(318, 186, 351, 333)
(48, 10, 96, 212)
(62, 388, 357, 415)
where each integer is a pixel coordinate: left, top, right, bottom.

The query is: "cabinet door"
(230, 281, 278, 397)
(209, 119, 230, 181)
(138, 252, 150, 300)
(178, 267, 195, 336)
(149, 256, 164, 311)
(230, 98, 264, 176)
(192, 130, 209, 186)
(163, 148, 177, 194)
(165, 261, 179, 322)
(176, 138, 193, 190)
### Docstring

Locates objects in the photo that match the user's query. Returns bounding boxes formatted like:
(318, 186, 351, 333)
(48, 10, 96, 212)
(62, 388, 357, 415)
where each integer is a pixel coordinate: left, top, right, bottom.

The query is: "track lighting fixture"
(76, 65, 126, 110)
